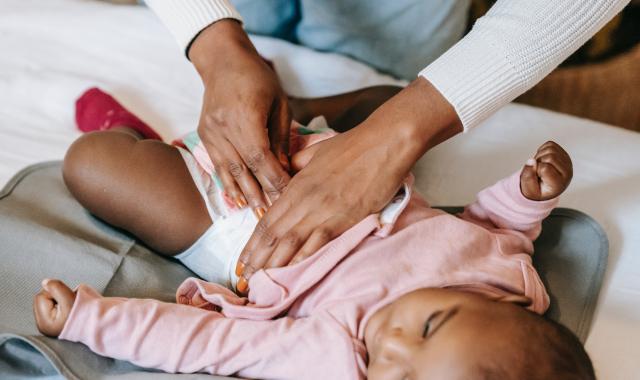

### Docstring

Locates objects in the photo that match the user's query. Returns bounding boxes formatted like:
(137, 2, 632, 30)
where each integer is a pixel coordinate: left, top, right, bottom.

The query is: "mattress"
(0, 0, 639, 378)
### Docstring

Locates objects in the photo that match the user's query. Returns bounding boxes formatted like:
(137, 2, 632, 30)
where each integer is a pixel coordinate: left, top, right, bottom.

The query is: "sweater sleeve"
(459, 170, 558, 240)
(58, 285, 362, 379)
(419, 0, 630, 130)
(145, 0, 242, 53)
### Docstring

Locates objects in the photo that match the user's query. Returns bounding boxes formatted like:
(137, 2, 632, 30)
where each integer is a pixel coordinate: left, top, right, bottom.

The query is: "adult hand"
(190, 20, 292, 216)
(235, 78, 463, 293)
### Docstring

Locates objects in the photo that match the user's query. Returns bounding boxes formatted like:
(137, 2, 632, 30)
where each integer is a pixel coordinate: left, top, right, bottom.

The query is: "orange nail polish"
(237, 277, 248, 293)
(254, 207, 266, 219)
(235, 261, 245, 277)
(235, 195, 248, 209)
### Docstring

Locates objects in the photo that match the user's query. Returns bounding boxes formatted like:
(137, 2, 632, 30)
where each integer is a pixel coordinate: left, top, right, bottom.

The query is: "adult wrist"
(189, 19, 256, 79)
(380, 78, 462, 166)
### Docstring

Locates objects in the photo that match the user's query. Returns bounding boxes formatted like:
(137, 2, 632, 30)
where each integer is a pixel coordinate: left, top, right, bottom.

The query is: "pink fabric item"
(59, 170, 557, 379)
(75, 87, 162, 141)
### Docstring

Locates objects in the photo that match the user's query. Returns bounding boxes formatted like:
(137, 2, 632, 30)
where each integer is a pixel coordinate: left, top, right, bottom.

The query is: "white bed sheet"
(1, 1, 638, 378)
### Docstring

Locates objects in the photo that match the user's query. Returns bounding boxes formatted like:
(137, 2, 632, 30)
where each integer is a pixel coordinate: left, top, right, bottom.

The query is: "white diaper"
(174, 206, 256, 289)
(175, 147, 258, 289)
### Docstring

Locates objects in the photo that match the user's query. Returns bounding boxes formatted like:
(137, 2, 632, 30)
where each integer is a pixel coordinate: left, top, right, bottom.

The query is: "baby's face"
(365, 288, 533, 380)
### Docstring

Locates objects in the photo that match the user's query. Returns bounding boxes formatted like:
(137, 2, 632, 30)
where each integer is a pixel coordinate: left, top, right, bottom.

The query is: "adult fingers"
(199, 129, 248, 207)
(206, 136, 268, 214)
(240, 143, 291, 204)
(289, 220, 342, 265)
(235, 194, 305, 293)
(264, 215, 324, 269)
(230, 106, 291, 204)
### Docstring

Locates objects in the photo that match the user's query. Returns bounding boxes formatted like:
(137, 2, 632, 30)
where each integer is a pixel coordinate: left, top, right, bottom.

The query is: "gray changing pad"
(0, 162, 608, 380)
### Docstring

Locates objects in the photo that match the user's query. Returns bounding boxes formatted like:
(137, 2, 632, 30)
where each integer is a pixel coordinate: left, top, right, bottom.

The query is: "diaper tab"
(375, 175, 414, 237)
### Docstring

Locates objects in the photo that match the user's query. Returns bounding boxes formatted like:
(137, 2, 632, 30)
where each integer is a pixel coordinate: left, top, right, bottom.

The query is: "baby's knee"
(63, 133, 95, 192)
(62, 132, 134, 195)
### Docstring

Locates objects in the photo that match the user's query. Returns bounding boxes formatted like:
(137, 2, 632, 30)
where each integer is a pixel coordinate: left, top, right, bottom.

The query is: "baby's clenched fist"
(33, 279, 76, 337)
(520, 141, 573, 201)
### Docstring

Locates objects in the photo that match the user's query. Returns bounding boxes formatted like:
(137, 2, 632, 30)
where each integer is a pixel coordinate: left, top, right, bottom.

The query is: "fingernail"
(526, 158, 536, 167)
(235, 195, 248, 209)
(236, 277, 248, 293)
(41, 278, 51, 288)
(235, 261, 245, 277)
(254, 207, 266, 220)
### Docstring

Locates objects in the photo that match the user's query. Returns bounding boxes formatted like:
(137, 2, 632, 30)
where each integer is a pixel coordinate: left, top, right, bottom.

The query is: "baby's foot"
(520, 141, 573, 201)
(75, 87, 162, 140)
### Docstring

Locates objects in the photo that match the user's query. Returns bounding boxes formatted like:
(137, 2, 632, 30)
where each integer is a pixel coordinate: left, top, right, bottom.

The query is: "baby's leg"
(289, 85, 402, 133)
(63, 127, 211, 256)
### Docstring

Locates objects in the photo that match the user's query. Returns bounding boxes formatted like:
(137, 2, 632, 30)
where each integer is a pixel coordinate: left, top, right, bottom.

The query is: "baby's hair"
(475, 313, 595, 380)
(540, 318, 596, 380)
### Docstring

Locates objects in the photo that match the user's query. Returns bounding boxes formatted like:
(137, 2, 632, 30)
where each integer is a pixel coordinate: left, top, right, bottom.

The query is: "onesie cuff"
(58, 284, 102, 343)
(478, 170, 559, 231)
(505, 170, 559, 212)
(375, 174, 415, 237)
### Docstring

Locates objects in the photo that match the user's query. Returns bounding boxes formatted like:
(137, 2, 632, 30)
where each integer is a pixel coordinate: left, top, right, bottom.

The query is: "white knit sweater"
(145, 0, 630, 130)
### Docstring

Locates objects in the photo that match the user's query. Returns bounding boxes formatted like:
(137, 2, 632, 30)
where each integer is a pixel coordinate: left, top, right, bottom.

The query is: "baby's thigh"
(63, 131, 211, 255)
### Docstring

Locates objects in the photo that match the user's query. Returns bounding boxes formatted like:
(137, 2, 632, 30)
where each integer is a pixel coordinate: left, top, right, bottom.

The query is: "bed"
(1, 0, 639, 378)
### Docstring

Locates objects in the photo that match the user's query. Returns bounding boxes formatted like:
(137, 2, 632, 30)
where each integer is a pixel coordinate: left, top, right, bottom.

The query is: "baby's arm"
(33, 280, 360, 379)
(460, 141, 573, 240)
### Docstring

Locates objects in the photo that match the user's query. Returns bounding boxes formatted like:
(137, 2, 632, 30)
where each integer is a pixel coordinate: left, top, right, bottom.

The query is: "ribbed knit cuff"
(146, 0, 243, 53)
(58, 285, 102, 343)
(419, 28, 522, 131)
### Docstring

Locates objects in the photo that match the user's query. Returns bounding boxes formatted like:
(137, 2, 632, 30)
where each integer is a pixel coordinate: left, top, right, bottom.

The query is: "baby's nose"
(377, 327, 419, 362)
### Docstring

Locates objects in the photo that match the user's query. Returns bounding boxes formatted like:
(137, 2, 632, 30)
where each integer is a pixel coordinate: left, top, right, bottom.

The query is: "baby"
(33, 88, 594, 380)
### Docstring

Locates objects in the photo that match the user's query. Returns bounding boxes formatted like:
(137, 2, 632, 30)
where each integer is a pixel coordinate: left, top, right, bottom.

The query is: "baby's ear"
(492, 294, 533, 307)
(291, 143, 322, 173)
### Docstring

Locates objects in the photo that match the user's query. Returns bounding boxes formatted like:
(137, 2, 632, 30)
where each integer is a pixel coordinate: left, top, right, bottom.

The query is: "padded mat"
(0, 162, 608, 379)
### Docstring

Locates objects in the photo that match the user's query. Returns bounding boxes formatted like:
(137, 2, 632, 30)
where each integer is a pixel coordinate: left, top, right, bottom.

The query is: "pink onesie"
(58, 169, 556, 379)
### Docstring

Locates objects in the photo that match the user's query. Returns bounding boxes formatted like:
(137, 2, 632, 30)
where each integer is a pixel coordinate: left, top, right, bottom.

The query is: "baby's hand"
(520, 141, 573, 201)
(33, 279, 76, 337)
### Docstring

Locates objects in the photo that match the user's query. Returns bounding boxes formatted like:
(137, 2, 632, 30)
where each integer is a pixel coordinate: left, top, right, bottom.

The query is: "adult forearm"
(420, 0, 630, 130)
(362, 78, 462, 176)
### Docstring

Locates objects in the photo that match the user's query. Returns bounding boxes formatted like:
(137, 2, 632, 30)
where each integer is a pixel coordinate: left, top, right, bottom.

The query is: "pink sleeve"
(459, 170, 558, 240)
(59, 285, 363, 379)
